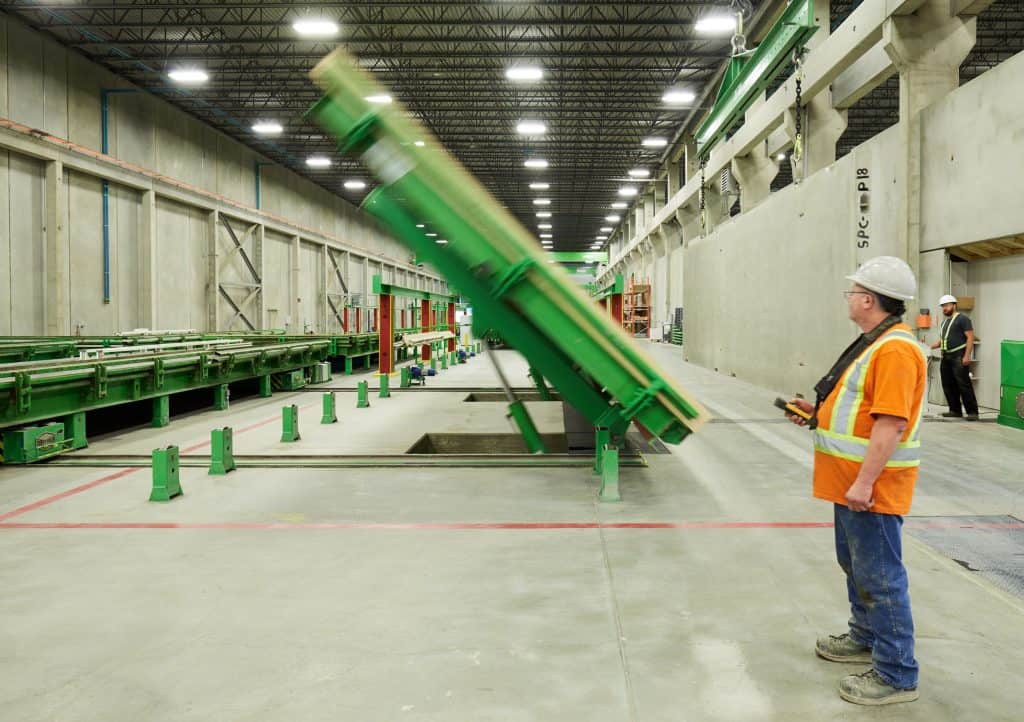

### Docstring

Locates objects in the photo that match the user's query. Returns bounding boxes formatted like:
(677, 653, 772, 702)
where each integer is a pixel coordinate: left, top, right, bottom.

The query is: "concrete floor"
(1, 344, 1023, 721)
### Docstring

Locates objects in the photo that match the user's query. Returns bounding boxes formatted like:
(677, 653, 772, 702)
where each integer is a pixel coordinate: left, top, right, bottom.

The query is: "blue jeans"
(834, 504, 919, 689)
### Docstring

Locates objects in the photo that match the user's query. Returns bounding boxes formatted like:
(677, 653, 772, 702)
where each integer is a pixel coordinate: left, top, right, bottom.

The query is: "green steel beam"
(372, 275, 455, 302)
(695, 0, 817, 158)
(547, 251, 608, 264)
(592, 274, 625, 301)
(308, 51, 709, 444)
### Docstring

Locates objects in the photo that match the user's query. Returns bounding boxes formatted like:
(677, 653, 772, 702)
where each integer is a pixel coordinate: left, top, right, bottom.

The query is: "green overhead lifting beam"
(592, 274, 625, 301)
(547, 251, 608, 264)
(695, 0, 818, 158)
(371, 275, 456, 303)
(308, 50, 709, 443)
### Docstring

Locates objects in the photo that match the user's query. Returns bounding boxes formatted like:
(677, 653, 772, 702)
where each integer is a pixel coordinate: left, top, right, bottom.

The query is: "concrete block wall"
(0, 13, 437, 336)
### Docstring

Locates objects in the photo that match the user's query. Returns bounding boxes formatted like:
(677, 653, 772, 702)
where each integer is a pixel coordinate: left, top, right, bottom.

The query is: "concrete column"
(44, 160, 69, 335)
(207, 210, 220, 332)
(883, 0, 976, 270)
(683, 136, 700, 185)
(801, 0, 848, 176)
(666, 160, 680, 197)
(290, 235, 301, 332)
(731, 144, 779, 212)
(139, 189, 158, 329)
(320, 244, 329, 333)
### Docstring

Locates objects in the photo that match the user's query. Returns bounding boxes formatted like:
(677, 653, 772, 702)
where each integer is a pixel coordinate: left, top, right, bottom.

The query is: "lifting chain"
(699, 158, 707, 232)
(792, 50, 806, 163)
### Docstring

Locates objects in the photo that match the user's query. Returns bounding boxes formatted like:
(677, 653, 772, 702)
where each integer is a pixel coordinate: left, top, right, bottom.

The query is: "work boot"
(839, 669, 919, 706)
(940, 412, 962, 418)
(965, 414, 979, 421)
(815, 633, 872, 663)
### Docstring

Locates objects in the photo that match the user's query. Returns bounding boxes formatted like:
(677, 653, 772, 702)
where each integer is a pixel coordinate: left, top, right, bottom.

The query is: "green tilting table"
(309, 50, 709, 444)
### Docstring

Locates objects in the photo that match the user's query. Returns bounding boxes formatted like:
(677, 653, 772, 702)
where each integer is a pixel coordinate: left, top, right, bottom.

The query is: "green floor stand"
(450, 351, 457, 367)
(593, 427, 611, 474)
(400, 366, 411, 388)
(599, 445, 621, 502)
(345, 357, 354, 375)
(150, 445, 182, 501)
(63, 412, 88, 451)
(152, 396, 169, 428)
(322, 391, 338, 423)
(209, 427, 236, 475)
(440, 353, 448, 370)
(259, 374, 272, 398)
(430, 356, 437, 372)
(213, 383, 230, 411)
(379, 374, 391, 398)
(281, 404, 300, 442)
(357, 380, 370, 408)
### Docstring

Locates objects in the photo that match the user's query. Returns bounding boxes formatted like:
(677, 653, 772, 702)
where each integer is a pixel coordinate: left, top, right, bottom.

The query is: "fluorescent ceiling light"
(600, 227, 613, 232)
(536, 212, 552, 218)
(695, 16, 738, 35)
(596, 236, 608, 240)
(168, 68, 208, 84)
(524, 158, 549, 169)
(305, 156, 331, 168)
(538, 223, 552, 229)
(506, 66, 543, 81)
(516, 120, 547, 135)
(540, 234, 553, 238)
(343, 180, 366, 190)
(618, 186, 639, 197)
(365, 94, 392, 104)
(611, 202, 628, 209)
(605, 215, 621, 222)
(662, 89, 697, 105)
(641, 137, 668, 148)
(293, 18, 339, 37)
(777, 153, 787, 161)
(627, 168, 650, 178)
(529, 182, 550, 190)
(414, 140, 426, 147)
(533, 198, 551, 206)
(252, 121, 283, 135)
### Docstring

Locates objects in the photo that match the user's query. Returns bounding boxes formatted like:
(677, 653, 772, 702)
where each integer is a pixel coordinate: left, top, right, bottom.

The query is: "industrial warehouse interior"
(2, 0, 1024, 719)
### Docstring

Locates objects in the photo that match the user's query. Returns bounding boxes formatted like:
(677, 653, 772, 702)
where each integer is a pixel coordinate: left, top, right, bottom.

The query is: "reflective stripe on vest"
(813, 328, 925, 468)
(941, 312, 966, 353)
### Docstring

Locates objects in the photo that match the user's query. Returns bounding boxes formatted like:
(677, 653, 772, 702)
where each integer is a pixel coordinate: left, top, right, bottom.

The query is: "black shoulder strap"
(808, 315, 901, 429)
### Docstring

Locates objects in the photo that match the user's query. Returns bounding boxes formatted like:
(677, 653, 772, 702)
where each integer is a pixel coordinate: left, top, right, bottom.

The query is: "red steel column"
(610, 294, 624, 327)
(378, 295, 394, 374)
(343, 307, 350, 333)
(356, 308, 362, 333)
(420, 299, 431, 361)
(447, 302, 456, 352)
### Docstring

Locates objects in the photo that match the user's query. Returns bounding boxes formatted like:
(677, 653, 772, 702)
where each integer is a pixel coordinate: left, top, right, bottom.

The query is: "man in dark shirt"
(930, 294, 978, 420)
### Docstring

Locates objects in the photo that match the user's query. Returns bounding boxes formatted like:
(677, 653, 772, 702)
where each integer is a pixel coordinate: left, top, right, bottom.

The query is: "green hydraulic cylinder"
(430, 356, 437, 372)
(152, 395, 169, 428)
(379, 374, 391, 398)
(599, 445, 621, 503)
(281, 404, 300, 442)
(209, 427, 236, 475)
(213, 383, 230, 411)
(149, 445, 182, 502)
(400, 366, 411, 388)
(529, 367, 554, 401)
(507, 400, 546, 454)
(259, 375, 273, 398)
(450, 351, 457, 367)
(440, 353, 448, 370)
(321, 391, 338, 424)
(63, 411, 88, 451)
(593, 427, 611, 474)
(357, 380, 371, 408)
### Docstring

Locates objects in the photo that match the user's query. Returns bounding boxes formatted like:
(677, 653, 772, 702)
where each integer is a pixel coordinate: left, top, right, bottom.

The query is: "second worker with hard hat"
(930, 294, 979, 421)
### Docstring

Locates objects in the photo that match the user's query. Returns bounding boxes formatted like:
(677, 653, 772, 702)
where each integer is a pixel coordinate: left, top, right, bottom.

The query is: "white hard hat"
(938, 294, 957, 305)
(845, 256, 917, 301)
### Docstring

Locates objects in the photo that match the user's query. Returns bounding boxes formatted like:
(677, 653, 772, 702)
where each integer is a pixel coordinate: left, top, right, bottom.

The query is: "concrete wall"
(966, 254, 1024, 408)
(0, 13, 436, 335)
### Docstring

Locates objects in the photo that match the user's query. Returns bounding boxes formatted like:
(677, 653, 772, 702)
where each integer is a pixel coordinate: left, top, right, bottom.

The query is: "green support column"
(379, 374, 391, 398)
(507, 400, 546, 454)
(152, 395, 169, 428)
(430, 356, 437, 372)
(62, 412, 88, 450)
(345, 357, 354, 375)
(209, 427, 236, 475)
(321, 392, 338, 423)
(450, 351, 457, 367)
(149, 445, 182, 502)
(400, 366, 411, 388)
(593, 427, 611, 474)
(440, 353, 448, 370)
(213, 384, 230, 411)
(357, 380, 370, 408)
(599, 445, 621, 502)
(259, 375, 272, 398)
(281, 404, 300, 442)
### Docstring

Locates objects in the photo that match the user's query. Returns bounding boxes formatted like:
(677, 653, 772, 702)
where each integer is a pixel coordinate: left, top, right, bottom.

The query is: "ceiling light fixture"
(605, 215, 621, 222)
(540, 234, 553, 239)
(364, 94, 392, 104)
(533, 198, 551, 206)
(524, 158, 549, 169)
(293, 18, 340, 38)
(506, 66, 544, 81)
(436, 239, 448, 244)
(415, 224, 425, 228)
(596, 236, 608, 240)
(168, 68, 208, 85)
(600, 227, 613, 233)
(343, 180, 367, 190)
(426, 233, 438, 237)
(611, 202, 628, 209)
(618, 186, 639, 197)
(529, 182, 550, 190)
(777, 153, 787, 161)
(414, 140, 426, 147)
(538, 223, 552, 229)
(516, 120, 547, 135)
(252, 121, 283, 135)
(695, 16, 738, 35)
(627, 168, 650, 178)
(662, 89, 697, 105)
(536, 212, 552, 218)
(641, 137, 668, 148)
(305, 156, 331, 168)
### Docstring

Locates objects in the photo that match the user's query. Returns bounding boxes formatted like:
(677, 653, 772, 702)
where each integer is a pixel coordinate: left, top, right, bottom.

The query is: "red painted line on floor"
(0, 521, 838, 531)
(0, 400, 319, 522)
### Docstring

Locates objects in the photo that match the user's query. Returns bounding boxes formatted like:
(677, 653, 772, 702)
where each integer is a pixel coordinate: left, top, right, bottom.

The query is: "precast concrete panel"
(41, 35, 68, 139)
(155, 197, 206, 331)
(66, 55, 104, 151)
(7, 28, 44, 130)
(0, 16, 9, 117)
(0, 152, 10, 333)
(113, 91, 154, 170)
(967, 255, 1024, 409)
(8, 153, 45, 334)
(299, 240, 323, 332)
(262, 230, 292, 331)
(114, 185, 141, 332)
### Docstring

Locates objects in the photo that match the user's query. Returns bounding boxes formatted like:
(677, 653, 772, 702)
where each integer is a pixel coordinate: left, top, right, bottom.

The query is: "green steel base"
(47, 453, 648, 469)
